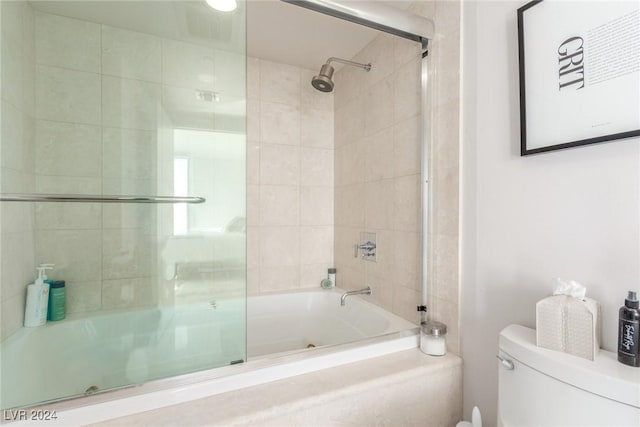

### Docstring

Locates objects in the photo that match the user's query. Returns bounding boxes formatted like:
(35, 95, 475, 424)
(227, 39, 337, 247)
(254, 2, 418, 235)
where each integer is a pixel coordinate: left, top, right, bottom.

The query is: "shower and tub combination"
(0, 0, 440, 423)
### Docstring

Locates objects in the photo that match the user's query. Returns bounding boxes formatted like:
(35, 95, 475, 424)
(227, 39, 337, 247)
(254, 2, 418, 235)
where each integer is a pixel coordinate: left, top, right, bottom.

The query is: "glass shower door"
(0, 0, 246, 409)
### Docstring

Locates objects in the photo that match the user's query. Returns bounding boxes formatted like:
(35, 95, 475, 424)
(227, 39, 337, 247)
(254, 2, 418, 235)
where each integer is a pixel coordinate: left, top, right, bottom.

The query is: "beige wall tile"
(1, 231, 36, 299)
(260, 185, 299, 226)
(393, 115, 421, 177)
(247, 99, 260, 141)
(301, 107, 333, 149)
(247, 141, 260, 185)
(393, 285, 421, 325)
(102, 76, 161, 131)
(364, 76, 394, 135)
(36, 65, 101, 125)
(394, 231, 421, 291)
(247, 57, 260, 100)
(259, 144, 300, 185)
(334, 184, 366, 227)
(394, 37, 421, 69)
(1, 101, 26, 170)
(1, 293, 25, 340)
(300, 226, 333, 265)
(103, 205, 155, 231)
(102, 26, 161, 82)
(65, 281, 102, 314)
(102, 128, 156, 179)
(247, 184, 260, 226)
(393, 174, 420, 232)
(161, 39, 215, 90)
(35, 120, 102, 177)
(334, 97, 365, 148)
(102, 277, 155, 310)
(260, 266, 299, 292)
(35, 11, 100, 73)
(365, 127, 394, 182)
(260, 60, 300, 106)
(102, 230, 153, 280)
(300, 186, 333, 226)
(260, 226, 300, 267)
(300, 147, 333, 186)
(300, 263, 332, 288)
(35, 202, 102, 230)
(394, 59, 421, 122)
(35, 229, 102, 282)
(359, 34, 395, 85)
(335, 140, 366, 186)
(365, 179, 395, 230)
(260, 101, 300, 145)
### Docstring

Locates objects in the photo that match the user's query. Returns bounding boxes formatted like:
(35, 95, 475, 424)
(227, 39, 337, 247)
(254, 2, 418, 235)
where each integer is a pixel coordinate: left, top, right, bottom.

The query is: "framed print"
(517, 0, 640, 156)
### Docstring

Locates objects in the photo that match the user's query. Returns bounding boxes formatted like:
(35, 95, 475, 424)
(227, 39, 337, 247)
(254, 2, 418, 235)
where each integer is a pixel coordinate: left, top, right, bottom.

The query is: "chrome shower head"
(311, 57, 371, 93)
(312, 63, 335, 92)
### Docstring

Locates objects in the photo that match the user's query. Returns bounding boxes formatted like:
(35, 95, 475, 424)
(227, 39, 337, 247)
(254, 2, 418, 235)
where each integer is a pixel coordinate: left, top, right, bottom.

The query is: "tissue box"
(536, 295, 601, 360)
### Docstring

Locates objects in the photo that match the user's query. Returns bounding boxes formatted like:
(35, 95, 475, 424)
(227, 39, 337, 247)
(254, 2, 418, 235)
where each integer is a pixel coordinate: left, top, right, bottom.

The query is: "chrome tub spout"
(340, 286, 372, 306)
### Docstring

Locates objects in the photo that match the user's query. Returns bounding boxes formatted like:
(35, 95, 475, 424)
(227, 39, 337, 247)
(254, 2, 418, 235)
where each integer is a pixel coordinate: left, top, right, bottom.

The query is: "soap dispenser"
(618, 290, 640, 367)
(24, 265, 53, 327)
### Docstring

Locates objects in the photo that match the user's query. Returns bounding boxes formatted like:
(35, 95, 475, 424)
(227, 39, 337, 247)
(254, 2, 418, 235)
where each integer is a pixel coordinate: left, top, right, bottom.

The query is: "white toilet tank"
(498, 325, 640, 426)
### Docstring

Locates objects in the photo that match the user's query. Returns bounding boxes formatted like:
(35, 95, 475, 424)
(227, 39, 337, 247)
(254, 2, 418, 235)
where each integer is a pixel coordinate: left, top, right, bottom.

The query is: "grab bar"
(0, 193, 206, 204)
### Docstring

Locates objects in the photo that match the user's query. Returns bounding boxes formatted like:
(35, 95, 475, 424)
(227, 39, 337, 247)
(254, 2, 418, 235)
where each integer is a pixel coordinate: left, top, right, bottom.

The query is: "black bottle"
(618, 290, 640, 367)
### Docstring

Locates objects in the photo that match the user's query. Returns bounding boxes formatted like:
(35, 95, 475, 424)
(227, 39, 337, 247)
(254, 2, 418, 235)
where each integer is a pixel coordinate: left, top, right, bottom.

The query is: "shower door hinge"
(416, 305, 427, 312)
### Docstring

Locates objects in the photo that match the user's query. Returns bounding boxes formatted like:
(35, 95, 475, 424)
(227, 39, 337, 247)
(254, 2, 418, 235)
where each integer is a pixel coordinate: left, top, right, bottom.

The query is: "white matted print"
(518, 0, 640, 155)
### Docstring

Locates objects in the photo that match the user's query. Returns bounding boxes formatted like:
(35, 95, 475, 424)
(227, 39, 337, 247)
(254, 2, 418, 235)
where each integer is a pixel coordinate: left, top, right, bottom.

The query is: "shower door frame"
(282, 0, 435, 324)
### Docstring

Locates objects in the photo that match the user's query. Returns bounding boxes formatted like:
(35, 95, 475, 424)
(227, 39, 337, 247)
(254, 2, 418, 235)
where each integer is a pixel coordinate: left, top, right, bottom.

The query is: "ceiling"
(247, 1, 405, 71)
(30, 1, 411, 72)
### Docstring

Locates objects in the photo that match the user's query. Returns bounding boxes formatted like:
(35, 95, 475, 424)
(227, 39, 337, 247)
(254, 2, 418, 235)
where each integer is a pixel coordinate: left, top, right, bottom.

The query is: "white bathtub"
(2, 288, 418, 425)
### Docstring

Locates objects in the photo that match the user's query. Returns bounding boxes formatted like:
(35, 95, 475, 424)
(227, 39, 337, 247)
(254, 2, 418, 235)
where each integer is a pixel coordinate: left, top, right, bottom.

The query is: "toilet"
(497, 324, 640, 426)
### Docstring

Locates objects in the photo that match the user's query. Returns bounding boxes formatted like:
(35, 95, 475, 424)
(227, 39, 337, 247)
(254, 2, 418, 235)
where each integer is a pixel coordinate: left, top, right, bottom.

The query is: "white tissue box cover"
(536, 295, 601, 360)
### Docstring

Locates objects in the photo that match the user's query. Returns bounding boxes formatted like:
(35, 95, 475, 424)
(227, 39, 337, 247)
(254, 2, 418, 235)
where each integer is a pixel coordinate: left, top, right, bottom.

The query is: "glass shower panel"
(0, 0, 246, 409)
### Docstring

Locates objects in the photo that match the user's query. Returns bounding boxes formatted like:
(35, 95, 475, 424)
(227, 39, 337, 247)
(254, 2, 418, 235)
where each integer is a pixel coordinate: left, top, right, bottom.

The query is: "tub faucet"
(340, 286, 372, 306)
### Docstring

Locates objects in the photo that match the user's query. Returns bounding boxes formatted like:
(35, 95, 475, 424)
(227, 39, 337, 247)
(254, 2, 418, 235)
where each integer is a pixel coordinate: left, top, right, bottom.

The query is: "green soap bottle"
(47, 280, 66, 321)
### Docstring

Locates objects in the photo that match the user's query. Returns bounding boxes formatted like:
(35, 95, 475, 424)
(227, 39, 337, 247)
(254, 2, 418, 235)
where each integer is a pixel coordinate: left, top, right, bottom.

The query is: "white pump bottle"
(24, 264, 53, 327)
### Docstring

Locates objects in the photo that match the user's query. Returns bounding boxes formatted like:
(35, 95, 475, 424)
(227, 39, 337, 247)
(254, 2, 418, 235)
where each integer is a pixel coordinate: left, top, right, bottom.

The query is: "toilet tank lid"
(499, 325, 640, 409)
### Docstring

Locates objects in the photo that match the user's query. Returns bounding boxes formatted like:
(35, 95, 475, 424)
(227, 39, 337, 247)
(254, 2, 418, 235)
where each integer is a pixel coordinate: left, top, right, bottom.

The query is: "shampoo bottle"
(47, 280, 66, 321)
(618, 290, 640, 367)
(24, 265, 52, 327)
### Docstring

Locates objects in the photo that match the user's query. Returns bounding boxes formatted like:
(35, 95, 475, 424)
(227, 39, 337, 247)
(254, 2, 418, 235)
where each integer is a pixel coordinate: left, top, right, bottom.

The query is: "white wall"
(461, 1, 640, 425)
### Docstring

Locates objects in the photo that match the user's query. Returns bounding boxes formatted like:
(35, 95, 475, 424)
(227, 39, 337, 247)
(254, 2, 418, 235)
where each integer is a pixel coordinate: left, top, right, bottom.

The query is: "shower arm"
(325, 57, 371, 71)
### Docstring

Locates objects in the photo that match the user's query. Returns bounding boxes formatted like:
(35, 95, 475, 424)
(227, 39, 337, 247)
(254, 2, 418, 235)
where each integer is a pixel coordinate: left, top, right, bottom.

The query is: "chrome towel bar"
(0, 193, 206, 204)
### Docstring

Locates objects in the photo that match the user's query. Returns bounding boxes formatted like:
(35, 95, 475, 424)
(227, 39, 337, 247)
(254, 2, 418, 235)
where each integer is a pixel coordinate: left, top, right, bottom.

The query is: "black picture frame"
(517, 0, 640, 156)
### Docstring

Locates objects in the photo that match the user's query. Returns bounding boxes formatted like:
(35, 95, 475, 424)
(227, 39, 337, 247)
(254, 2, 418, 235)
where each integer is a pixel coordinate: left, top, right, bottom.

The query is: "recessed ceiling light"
(206, 0, 237, 12)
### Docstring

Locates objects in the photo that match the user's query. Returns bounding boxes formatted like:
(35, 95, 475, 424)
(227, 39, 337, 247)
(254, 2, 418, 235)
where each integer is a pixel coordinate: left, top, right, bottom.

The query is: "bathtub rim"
(8, 328, 419, 425)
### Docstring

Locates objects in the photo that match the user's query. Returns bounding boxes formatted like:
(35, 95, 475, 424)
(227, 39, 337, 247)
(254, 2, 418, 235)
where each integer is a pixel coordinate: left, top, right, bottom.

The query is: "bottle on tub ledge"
(24, 264, 54, 327)
(47, 280, 66, 321)
(618, 290, 640, 367)
(320, 268, 337, 289)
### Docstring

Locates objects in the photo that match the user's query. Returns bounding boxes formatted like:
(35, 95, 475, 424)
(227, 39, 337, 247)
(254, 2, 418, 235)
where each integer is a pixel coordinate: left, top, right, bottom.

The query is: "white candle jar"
(420, 321, 447, 356)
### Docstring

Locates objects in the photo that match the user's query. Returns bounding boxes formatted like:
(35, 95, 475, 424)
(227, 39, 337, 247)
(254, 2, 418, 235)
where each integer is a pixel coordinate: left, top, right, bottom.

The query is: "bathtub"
(2, 288, 418, 425)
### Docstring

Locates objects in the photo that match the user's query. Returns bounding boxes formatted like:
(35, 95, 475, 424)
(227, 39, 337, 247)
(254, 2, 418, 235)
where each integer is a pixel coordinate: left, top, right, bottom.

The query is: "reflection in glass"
(0, 0, 246, 409)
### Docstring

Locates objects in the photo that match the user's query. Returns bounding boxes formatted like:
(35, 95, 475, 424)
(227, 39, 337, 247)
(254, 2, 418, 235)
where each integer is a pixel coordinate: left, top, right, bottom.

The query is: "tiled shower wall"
(333, 1, 461, 353)
(0, 1, 36, 340)
(1, 6, 247, 336)
(246, 58, 334, 294)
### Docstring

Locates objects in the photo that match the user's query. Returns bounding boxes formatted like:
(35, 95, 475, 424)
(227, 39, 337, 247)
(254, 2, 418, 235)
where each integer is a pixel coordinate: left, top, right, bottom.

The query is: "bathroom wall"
(0, 0, 36, 340)
(461, 1, 640, 424)
(332, 0, 461, 352)
(246, 57, 334, 294)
